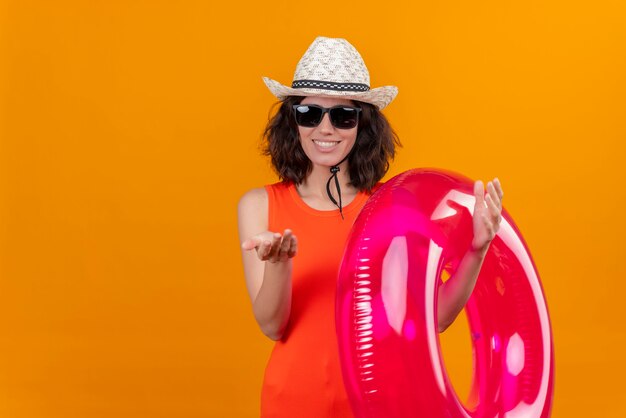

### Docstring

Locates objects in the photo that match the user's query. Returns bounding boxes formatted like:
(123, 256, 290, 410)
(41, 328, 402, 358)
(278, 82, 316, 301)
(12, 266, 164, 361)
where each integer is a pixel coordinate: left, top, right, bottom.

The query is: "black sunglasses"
(292, 104, 362, 129)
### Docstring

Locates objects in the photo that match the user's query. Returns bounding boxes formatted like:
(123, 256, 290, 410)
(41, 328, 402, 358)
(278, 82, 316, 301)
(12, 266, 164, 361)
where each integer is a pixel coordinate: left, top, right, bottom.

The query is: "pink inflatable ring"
(336, 168, 554, 418)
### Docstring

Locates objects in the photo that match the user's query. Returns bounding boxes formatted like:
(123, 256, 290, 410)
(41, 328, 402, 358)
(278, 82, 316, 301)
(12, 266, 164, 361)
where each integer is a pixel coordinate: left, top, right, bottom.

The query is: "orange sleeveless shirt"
(260, 181, 380, 418)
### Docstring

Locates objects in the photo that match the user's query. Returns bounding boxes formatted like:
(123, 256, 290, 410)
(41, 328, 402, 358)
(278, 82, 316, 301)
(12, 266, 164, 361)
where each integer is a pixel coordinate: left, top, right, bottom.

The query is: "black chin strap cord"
(325, 153, 350, 220)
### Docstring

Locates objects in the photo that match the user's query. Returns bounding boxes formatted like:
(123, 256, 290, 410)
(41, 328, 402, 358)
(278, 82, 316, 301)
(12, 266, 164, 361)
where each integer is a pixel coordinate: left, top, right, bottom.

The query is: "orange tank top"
(260, 181, 381, 418)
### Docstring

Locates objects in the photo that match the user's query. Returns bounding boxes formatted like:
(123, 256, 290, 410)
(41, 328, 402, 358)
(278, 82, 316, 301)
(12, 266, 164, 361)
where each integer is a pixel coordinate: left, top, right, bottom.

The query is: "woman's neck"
(296, 161, 357, 203)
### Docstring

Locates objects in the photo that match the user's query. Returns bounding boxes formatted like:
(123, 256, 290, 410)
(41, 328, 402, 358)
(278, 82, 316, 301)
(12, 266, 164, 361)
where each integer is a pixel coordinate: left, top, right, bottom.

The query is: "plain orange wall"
(1, 1, 625, 417)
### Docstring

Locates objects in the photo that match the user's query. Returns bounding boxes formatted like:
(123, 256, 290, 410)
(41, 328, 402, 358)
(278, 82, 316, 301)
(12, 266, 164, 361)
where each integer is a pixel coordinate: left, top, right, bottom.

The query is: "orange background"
(1, 1, 625, 417)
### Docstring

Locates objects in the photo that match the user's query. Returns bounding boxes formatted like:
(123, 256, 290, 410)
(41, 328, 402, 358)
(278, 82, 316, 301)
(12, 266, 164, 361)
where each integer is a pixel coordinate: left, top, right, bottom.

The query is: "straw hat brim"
(263, 77, 398, 110)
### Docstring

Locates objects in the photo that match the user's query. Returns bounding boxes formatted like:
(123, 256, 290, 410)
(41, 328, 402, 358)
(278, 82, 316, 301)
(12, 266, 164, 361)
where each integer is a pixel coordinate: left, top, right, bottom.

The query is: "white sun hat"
(263, 36, 398, 110)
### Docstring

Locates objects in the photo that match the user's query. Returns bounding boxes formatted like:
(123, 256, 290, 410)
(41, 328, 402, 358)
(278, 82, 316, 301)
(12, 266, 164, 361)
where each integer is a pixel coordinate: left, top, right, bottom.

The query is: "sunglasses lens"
(330, 107, 360, 129)
(294, 105, 360, 129)
(294, 105, 323, 127)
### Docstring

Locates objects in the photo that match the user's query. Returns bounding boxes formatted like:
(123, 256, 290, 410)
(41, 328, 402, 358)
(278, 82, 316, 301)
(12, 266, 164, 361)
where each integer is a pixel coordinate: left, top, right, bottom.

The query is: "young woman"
(237, 36, 504, 418)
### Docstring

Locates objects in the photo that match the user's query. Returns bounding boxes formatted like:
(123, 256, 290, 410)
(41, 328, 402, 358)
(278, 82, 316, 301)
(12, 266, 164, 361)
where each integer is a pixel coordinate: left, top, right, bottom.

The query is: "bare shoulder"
(237, 187, 268, 215)
(237, 187, 268, 240)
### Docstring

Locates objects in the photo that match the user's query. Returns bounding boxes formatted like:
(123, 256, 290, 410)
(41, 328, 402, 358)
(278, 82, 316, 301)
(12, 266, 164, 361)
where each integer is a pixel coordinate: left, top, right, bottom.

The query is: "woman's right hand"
(241, 229, 298, 263)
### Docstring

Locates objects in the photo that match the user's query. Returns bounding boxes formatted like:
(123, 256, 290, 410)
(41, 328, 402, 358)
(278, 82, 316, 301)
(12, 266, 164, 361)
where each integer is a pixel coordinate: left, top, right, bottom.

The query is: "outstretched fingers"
(485, 194, 501, 231)
(257, 238, 270, 260)
(276, 229, 298, 261)
(471, 177, 505, 252)
(288, 234, 298, 258)
(278, 229, 292, 260)
(266, 233, 282, 260)
(486, 181, 502, 210)
(242, 229, 298, 262)
(493, 177, 504, 201)
(485, 191, 501, 219)
(474, 180, 485, 208)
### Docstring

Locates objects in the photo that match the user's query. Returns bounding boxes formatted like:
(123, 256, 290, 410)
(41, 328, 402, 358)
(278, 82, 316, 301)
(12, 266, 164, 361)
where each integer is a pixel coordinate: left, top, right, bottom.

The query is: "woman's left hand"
(471, 178, 504, 254)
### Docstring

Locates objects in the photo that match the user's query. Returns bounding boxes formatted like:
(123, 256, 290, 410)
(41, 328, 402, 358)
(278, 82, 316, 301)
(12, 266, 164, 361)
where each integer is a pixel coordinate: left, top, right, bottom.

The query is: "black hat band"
(292, 80, 370, 92)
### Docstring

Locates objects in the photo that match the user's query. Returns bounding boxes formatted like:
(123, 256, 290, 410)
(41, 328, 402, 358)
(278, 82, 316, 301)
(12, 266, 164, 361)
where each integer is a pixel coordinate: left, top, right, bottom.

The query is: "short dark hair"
(262, 96, 401, 193)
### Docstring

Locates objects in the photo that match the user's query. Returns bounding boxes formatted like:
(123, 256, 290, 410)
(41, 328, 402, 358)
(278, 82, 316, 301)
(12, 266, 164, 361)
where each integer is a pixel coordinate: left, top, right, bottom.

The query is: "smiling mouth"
(313, 140, 340, 148)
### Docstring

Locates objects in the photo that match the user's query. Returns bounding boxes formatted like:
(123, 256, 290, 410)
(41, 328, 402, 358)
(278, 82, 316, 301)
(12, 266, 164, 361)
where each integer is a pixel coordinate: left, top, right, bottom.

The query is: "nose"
(318, 112, 334, 134)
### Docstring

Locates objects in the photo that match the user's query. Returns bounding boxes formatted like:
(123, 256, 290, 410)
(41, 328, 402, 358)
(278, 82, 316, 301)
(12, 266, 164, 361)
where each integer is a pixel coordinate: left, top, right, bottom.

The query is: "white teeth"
(314, 140, 339, 148)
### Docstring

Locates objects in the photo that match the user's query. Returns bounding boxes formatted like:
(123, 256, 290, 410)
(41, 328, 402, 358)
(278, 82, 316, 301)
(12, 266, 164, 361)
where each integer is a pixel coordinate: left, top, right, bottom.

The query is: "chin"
(304, 146, 352, 168)
(309, 154, 348, 168)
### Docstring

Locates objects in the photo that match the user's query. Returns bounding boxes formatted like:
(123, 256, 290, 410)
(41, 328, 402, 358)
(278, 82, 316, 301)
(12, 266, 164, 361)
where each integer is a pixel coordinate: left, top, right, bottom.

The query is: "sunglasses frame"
(292, 104, 362, 129)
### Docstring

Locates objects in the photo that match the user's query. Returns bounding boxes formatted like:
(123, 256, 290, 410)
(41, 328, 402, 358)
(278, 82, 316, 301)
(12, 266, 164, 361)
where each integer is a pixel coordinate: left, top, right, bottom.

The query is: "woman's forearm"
(436, 246, 487, 333)
(253, 259, 293, 341)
